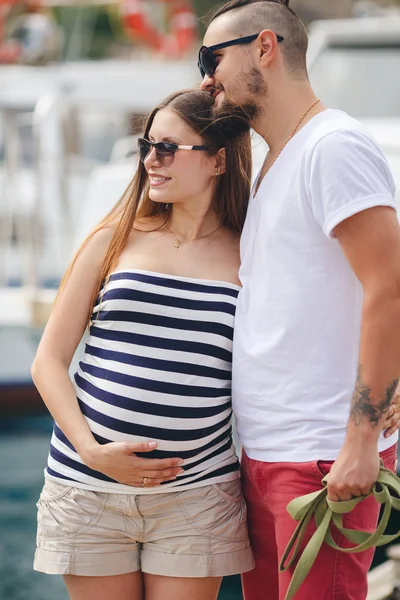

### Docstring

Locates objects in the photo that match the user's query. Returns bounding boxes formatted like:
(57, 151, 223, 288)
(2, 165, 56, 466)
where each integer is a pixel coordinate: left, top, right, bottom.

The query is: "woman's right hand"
(83, 441, 185, 487)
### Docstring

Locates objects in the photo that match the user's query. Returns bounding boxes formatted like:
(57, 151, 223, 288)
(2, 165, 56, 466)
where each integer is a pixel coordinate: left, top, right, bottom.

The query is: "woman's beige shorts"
(34, 477, 254, 578)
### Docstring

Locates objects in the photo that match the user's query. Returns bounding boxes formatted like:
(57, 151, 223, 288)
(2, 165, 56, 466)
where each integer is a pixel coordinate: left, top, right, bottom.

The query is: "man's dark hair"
(208, 0, 309, 79)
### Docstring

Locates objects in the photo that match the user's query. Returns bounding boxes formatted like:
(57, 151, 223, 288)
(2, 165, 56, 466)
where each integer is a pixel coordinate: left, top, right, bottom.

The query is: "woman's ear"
(214, 147, 226, 176)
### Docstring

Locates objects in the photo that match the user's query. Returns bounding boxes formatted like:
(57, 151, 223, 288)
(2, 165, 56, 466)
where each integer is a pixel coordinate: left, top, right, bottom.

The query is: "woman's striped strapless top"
(45, 269, 241, 493)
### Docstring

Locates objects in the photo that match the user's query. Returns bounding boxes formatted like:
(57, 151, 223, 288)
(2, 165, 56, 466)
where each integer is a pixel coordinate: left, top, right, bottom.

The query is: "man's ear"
(257, 29, 279, 66)
(215, 147, 226, 176)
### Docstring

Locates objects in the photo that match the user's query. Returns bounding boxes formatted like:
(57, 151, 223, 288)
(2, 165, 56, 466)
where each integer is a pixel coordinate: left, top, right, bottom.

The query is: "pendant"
(174, 239, 181, 251)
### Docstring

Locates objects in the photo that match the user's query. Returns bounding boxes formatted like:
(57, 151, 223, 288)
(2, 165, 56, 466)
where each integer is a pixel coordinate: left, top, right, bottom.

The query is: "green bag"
(280, 465, 400, 600)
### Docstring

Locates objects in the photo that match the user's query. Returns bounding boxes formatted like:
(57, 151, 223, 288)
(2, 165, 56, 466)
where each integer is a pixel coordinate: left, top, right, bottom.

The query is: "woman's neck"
(167, 205, 220, 242)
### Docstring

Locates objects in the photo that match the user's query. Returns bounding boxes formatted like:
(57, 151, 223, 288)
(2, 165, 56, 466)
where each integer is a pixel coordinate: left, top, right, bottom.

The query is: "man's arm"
(328, 205, 400, 501)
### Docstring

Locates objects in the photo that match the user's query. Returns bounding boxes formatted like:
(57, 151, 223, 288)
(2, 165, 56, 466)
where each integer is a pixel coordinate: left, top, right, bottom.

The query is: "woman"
(32, 88, 254, 600)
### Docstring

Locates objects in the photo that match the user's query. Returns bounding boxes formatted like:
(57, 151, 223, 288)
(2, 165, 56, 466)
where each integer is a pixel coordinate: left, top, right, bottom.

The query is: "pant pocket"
(380, 443, 398, 473)
(314, 460, 334, 478)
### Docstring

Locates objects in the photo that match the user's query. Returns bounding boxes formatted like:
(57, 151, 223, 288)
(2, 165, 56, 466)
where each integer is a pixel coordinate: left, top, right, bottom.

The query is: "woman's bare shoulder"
(220, 227, 241, 252)
(74, 225, 117, 269)
(207, 228, 241, 285)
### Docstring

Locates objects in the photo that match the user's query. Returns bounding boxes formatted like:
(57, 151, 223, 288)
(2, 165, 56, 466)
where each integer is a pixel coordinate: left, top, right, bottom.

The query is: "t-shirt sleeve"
(307, 128, 397, 238)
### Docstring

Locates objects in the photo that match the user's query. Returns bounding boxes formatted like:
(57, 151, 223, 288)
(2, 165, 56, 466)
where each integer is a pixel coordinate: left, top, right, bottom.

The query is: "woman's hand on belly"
(84, 440, 185, 487)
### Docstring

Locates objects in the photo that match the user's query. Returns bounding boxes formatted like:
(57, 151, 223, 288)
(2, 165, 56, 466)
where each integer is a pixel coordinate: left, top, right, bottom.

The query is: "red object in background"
(120, 0, 196, 57)
(168, 0, 197, 55)
(0, 0, 22, 63)
(0, 37, 20, 61)
(120, 0, 163, 51)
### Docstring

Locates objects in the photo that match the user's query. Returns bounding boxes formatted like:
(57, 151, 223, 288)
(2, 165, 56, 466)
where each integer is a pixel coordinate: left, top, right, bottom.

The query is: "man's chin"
(211, 97, 252, 136)
(212, 92, 232, 113)
(214, 90, 225, 106)
(213, 94, 257, 120)
(212, 94, 235, 118)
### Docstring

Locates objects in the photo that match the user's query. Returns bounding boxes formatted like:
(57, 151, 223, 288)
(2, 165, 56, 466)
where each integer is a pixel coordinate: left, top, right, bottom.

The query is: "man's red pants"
(241, 444, 398, 600)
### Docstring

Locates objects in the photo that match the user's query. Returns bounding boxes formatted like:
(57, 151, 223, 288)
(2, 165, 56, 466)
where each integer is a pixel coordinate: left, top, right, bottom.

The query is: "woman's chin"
(149, 190, 168, 203)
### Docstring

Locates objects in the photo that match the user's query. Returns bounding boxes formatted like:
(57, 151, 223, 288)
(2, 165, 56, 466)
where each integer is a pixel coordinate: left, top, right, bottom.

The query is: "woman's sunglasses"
(138, 138, 210, 167)
(198, 32, 285, 79)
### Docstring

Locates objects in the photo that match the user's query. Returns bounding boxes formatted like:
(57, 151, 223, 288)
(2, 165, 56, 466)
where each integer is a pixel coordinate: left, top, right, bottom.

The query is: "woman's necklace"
(253, 98, 321, 197)
(166, 224, 221, 251)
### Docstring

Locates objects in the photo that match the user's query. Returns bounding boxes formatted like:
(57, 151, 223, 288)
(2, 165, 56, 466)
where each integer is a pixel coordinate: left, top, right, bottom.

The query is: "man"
(198, 1, 400, 598)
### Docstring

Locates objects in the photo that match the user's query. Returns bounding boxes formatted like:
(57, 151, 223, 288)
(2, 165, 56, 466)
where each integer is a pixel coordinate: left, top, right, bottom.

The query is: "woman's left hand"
(383, 386, 400, 438)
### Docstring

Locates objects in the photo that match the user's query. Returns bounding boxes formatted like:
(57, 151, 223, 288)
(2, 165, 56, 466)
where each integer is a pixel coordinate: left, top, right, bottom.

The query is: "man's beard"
(212, 97, 253, 136)
(212, 66, 266, 129)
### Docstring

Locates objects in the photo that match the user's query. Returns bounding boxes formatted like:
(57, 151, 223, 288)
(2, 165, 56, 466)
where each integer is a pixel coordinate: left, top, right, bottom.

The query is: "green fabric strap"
(279, 466, 400, 600)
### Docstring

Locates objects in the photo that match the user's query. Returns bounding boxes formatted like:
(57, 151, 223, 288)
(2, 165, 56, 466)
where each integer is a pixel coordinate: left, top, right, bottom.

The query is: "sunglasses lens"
(199, 47, 215, 77)
(157, 142, 177, 154)
(198, 60, 205, 79)
(138, 138, 150, 162)
(155, 142, 176, 166)
(139, 140, 177, 166)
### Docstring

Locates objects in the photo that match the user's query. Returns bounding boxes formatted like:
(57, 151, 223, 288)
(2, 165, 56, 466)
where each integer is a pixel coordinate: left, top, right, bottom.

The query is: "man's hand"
(327, 444, 380, 502)
(328, 384, 399, 502)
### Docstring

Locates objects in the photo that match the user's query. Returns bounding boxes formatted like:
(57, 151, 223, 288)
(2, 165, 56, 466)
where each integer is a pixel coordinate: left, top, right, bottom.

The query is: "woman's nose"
(144, 147, 160, 167)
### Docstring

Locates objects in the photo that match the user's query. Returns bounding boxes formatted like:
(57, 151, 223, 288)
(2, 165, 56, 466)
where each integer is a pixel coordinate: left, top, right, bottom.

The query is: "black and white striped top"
(45, 269, 241, 493)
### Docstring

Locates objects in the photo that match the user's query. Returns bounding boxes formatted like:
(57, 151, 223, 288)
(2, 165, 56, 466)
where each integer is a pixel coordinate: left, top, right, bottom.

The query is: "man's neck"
(254, 81, 325, 154)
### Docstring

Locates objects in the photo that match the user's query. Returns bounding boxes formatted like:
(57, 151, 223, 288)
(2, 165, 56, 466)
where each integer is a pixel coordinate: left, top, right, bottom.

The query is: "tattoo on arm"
(350, 366, 398, 427)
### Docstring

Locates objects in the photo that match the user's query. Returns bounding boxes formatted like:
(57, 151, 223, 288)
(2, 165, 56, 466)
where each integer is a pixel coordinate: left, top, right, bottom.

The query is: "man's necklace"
(166, 224, 221, 251)
(253, 98, 321, 197)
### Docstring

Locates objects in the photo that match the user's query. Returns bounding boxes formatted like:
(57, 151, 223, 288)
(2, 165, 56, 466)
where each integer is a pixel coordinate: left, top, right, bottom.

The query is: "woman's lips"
(149, 175, 171, 187)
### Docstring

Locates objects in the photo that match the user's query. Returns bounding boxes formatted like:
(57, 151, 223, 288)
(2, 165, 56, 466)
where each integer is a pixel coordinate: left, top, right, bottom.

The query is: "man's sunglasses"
(138, 138, 210, 167)
(198, 32, 285, 79)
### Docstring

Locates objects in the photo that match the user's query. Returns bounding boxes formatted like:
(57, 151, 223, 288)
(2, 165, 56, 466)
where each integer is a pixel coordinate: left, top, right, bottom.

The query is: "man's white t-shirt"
(233, 109, 398, 462)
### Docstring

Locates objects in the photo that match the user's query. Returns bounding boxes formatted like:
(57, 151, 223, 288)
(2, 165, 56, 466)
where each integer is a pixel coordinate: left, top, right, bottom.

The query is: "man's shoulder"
(304, 109, 377, 157)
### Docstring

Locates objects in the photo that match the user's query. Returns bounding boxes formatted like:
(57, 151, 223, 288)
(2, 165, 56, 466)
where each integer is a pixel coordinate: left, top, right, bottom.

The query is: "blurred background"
(1, 0, 400, 598)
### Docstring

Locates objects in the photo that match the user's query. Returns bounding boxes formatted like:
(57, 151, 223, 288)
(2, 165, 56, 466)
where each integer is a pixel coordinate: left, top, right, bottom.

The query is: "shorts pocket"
(212, 479, 243, 504)
(37, 483, 107, 539)
(176, 480, 248, 541)
(38, 479, 74, 502)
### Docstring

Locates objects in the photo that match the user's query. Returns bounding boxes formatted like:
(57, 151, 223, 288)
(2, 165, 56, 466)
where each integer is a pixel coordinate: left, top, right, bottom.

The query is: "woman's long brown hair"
(57, 89, 252, 325)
